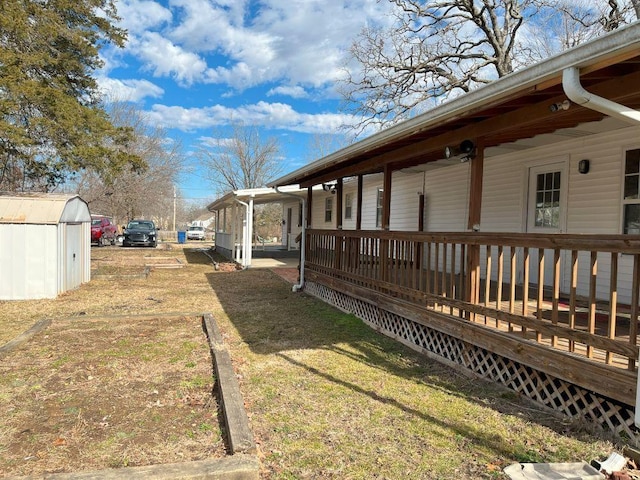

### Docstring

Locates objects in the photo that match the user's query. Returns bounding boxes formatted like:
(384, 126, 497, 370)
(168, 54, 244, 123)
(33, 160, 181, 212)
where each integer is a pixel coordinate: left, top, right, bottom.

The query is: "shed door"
(65, 223, 83, 291)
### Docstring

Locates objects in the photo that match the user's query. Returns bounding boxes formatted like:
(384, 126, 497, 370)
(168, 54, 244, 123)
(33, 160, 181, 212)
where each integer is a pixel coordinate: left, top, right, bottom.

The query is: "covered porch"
(207, 186, 305, 268)
(270, 24, 640, 438)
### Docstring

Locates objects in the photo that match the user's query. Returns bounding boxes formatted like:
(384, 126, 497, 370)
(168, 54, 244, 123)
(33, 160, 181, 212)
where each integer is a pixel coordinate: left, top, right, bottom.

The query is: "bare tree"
(71, 101, 184, 227)
(341, 0, 639, 133)
(304, 133, 350, 163)
(198, 122, 282, 194)
(341, 0, 538, 132)
(527, 0, 640, 55)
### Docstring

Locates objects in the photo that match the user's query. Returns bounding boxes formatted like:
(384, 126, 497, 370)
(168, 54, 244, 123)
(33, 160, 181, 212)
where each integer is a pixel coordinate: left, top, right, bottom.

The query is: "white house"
(0, 192, 91, 300)
(269, 23, 640, 438)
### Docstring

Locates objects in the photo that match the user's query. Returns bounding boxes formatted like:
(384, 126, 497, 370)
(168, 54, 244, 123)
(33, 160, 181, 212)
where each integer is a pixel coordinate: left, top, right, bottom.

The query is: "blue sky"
(96, 0, 395, 204)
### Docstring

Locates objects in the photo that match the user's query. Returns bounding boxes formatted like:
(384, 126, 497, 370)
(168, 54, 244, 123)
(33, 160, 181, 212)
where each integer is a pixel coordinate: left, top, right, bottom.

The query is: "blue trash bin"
(177, 231, 186, 244)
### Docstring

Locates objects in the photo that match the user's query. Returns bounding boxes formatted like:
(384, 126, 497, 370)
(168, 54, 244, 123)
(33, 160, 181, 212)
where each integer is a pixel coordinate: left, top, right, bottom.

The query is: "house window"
(325, 197, 333, 223)
(623, 148, 640, 234)
(345, 193, 353, 220)
(533, 171, 561, 228)
(376, 188, 383, 228)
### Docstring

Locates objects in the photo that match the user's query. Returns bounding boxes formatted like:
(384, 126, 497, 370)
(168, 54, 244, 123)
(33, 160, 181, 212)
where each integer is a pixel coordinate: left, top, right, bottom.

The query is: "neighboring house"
(0, 192, 91, 300)
(207, 186, 306, 268)
(269, 23, 640, 438)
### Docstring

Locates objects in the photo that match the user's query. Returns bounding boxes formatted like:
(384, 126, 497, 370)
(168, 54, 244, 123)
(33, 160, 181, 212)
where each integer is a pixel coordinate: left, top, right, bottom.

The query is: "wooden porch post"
(380, 166, 393, 283)
(336, 178, 343, 230)
(382, 165, 392, 231)
(466, 142, 484, 308)
(356, 174, 363, 231)
(306, 186, 313, 228)
(334, 179, 344, 270)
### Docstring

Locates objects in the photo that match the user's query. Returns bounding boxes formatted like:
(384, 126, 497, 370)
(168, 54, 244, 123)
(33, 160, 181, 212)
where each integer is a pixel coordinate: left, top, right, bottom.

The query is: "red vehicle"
(91, 215, 117, 246)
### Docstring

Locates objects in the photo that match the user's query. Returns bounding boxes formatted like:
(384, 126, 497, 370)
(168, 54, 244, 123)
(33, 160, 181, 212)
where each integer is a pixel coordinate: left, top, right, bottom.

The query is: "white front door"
(526, 161, 568, 288)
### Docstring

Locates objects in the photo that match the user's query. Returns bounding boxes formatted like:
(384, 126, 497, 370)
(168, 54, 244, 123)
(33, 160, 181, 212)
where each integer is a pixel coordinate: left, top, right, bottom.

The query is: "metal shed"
(0, 192, 91, 300)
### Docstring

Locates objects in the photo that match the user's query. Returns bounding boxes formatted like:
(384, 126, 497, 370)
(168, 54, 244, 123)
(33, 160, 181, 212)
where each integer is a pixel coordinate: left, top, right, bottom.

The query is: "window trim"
(344, 192, 353, 220)
(324, 197, 333, 223)
(376, 188, 383, 228)
(622, 146, 640, 234)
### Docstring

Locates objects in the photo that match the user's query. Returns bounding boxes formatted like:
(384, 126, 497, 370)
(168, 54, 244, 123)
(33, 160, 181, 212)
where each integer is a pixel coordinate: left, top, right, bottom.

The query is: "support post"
(356, 174, 363, 231)
(306, 186, 313, 228)
(336, 178, 343, 230)
(466, 142, 484, 310)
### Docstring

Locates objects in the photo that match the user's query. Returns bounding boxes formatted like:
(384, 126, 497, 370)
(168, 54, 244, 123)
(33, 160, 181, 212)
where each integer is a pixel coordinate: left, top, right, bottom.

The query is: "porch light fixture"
(578, 159, 590, 174)
(549, 100, 571, 112)
(322, 182, 337, 194)
(444, 139, 476, 162)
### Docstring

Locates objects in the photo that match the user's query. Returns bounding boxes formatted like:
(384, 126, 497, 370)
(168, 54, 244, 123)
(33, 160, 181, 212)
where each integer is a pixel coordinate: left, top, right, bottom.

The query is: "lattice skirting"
(304, 281, 639, 441)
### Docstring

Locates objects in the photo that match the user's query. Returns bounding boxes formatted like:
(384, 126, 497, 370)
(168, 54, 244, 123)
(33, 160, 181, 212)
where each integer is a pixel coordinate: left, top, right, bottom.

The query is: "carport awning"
(207, 186, 306, 212)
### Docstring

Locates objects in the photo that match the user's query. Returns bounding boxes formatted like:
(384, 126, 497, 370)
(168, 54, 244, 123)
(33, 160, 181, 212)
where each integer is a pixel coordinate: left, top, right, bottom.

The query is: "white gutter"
(275, 186, 306, 292)
(563, 67, 640, 125)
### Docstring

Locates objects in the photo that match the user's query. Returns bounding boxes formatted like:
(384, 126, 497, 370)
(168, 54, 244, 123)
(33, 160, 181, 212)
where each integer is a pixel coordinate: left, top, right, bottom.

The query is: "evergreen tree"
(0, 0, 144, 191)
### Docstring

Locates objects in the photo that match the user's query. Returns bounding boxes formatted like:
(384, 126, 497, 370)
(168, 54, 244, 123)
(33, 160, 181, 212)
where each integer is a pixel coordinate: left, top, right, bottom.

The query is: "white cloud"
(146, 101, 357, 134)
(114, 0, 393, 91)
(267, 85, 308, 99)
(131, 31, 215, 86)
(116, 0, 172, 34)
(98, 77, 165, 102)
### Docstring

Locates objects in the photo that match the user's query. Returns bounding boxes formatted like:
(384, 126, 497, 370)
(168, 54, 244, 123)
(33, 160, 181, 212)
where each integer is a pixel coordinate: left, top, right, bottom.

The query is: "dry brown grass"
(0, 243, 619, 479)
(0, 244, 228, 477)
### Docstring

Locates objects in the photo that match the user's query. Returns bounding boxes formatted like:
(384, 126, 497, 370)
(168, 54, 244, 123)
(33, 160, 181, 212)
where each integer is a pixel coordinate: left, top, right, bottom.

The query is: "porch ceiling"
(269, 24, 640, 189)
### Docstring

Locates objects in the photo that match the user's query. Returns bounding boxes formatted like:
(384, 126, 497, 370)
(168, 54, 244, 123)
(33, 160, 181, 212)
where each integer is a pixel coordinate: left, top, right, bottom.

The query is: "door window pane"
(624, 149, 640, 234)
(534, 171, 561, 228)
(624, 204, 640, 234)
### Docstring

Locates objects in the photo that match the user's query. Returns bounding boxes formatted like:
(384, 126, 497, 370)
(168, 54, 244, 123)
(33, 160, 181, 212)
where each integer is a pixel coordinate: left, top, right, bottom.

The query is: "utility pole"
(173, 185, 176, 232)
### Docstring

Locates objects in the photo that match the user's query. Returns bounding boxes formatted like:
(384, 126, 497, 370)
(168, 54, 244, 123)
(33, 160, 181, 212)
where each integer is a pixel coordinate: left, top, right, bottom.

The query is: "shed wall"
(0, 224, 59, 300)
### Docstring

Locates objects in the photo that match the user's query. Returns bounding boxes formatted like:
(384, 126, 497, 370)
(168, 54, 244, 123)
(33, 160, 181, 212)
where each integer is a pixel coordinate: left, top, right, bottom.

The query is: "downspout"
(562, 67, 640, 124)
(234, 197, 250, 269)
(275, 187, 306, 292)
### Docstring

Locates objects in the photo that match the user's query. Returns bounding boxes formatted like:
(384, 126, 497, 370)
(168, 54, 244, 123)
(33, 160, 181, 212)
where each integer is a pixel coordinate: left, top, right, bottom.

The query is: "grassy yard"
(0, 244, 617, 479)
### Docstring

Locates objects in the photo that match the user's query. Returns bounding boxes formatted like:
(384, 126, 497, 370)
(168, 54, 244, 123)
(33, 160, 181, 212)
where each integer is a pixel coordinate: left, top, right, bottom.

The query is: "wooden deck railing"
(305, 229, 640, 371)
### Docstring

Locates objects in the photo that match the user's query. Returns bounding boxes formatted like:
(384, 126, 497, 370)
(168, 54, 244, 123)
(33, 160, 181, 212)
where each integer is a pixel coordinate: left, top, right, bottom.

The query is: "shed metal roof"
(0, 192, 90, 224)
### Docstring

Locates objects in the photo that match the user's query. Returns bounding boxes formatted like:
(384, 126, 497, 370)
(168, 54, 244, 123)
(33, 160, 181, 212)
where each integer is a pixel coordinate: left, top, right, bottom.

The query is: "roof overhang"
(206, 185, 305, 212)
(269, 22, 640, 188)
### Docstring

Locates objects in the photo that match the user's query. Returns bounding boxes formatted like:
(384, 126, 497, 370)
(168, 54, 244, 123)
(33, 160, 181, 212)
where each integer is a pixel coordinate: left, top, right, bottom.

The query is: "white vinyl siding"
(423, 163, 470, 231)
(388, 171, 423, 231)
(481, 155, 526, 232)
(360, 174, 383, 229)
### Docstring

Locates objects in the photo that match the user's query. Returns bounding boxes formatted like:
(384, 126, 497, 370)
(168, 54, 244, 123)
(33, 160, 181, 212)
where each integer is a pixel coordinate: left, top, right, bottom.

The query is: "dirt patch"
(0, 314, 225, 477)
(0, 246, 233, 478)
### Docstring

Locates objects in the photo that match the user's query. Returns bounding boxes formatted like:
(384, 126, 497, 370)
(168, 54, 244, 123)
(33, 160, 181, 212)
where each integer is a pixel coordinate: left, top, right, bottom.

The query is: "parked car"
(91, 215, 117, 246)
(186, 225, 206, 241)
(122, 219, 157, 248)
